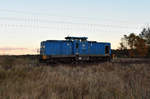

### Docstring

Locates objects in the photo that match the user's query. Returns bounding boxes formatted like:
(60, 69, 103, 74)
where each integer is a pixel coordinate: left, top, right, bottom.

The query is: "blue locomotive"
(40, 37, 111, 63)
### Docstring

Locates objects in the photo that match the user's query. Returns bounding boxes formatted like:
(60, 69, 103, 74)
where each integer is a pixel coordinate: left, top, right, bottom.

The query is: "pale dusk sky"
(0, 0, 150, 55)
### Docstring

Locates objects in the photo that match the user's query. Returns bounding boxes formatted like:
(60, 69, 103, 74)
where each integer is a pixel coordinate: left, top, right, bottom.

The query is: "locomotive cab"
(65, 37, 89, 55)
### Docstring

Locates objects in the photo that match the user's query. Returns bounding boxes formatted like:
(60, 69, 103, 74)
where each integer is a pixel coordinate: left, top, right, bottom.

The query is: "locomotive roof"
(65, 36, 88, 40)
(41, 37, 110, 44)
(42, 40, 110, 44)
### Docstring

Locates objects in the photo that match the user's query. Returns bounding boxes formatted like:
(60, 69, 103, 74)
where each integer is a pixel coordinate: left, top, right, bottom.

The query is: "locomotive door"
(73, 41, 88, 55)
(73, 41, 79, 55)
(80, 41, 88, 55)
(75, 42, 79, 55)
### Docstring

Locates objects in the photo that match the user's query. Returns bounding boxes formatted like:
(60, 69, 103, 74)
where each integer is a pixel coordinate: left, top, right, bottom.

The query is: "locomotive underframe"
(39, 54, 111, 63)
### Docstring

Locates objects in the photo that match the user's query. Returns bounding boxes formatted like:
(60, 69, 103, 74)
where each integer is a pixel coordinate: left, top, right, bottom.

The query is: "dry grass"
(0, 56, 150, 99)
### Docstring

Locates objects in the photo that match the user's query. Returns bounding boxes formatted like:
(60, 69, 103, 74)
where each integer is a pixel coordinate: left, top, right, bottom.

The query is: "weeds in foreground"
(0, 57, 150, 99)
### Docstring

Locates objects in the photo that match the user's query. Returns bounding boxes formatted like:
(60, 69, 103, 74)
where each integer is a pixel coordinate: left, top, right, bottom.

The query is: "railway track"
(112, 58, 150, 65)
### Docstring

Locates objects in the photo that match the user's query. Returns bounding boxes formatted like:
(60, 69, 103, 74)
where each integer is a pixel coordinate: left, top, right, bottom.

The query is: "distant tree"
(119, 35, 129, 57)
(139, 27, 150, 57)
(135, 36, 148, 57)
(127, 33, 137, 57)
(140, 27, 150, 44)
(120, 33, 148, 57)
(119, 35, 128, 50)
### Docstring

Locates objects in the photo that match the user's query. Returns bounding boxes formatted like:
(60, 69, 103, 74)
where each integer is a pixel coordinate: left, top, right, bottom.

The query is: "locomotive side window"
(105, 46, 110, 54)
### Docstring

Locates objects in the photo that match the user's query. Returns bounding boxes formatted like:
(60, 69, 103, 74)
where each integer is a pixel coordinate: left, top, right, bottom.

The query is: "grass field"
(0, 56, 150, 99)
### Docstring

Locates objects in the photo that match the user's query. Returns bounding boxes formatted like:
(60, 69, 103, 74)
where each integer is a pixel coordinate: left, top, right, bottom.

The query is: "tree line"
(118, 27, 150, 58)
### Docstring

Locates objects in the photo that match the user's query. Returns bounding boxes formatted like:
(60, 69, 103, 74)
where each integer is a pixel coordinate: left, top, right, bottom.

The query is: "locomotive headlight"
(42, 55, 47, 60)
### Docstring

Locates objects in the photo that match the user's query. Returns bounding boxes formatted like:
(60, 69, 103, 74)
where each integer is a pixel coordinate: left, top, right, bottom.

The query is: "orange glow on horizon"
(0, 47, 38, 55)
